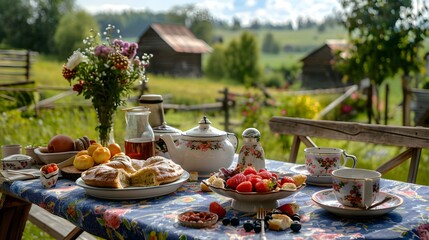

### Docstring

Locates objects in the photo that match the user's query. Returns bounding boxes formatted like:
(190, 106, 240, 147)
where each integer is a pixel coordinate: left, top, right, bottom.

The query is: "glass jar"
(124, 107, 155, 160)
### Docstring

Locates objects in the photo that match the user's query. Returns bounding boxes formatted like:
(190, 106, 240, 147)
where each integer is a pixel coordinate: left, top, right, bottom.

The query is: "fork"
(256, 208, 267, 240)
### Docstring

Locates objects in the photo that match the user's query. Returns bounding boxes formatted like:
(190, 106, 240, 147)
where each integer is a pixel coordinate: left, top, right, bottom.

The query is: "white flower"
(66, 51, 85, 70)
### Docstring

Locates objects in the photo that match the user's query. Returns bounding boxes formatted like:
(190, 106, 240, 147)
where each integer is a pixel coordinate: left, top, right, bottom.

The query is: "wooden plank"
(0, 194, 31, 240)
(29, 204, 97, 240)
(269, 116, 429, 148)
(316, 84, 358, 119)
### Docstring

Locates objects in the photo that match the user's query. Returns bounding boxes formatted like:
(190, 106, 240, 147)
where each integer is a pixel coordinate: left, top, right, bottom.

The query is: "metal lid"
(182, 116, 227, 139)
(139, 94, 163, 104)
(153, 122, 182, 134)
(242, 128, 261, 142)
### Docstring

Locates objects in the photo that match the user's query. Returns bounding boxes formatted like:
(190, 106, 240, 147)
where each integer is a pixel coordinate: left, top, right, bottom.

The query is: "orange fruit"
(73, 155, 94, 171)
(92, 146, 111, 164)
(87, 143, 103, 156)
(108, 143, 122, 158)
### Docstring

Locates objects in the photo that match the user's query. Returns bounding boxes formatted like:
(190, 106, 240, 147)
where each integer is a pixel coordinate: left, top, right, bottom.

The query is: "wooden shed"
(300, 39, 350, 89)
(137, 23, 212, 77)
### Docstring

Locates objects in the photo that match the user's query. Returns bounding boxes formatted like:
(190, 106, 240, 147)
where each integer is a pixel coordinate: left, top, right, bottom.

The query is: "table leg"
(0, 193, 31, 240)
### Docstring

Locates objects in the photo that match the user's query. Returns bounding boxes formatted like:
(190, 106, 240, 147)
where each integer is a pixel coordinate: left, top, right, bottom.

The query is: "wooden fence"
(0, 49, 38, 87)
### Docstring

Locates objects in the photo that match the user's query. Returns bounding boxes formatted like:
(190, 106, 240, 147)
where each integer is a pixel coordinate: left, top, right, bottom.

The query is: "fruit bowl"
(34, 147, 78, 164)
(202, 180, 305, 212)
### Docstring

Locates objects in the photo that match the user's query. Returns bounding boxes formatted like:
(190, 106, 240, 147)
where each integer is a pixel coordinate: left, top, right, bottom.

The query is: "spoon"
(365, 196, 393, 210)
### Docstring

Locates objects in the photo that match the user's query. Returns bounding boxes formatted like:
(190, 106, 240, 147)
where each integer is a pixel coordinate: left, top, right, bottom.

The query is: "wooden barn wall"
(138, 28, 203, 77)
(301, 46, 347, 89)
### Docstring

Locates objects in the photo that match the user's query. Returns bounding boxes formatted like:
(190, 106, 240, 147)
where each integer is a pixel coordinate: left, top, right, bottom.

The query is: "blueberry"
(253, 224, 262, 233)
(290, 220, 301, 232)
(222, 218, 230, 226)
(291, 214, 301, 222)
(230, 217, 240, 226)
(243, 220, 254, 232)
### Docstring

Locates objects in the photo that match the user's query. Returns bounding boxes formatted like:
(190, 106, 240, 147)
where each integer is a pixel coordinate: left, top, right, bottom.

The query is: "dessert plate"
(202, 180, 305, 212)
(76, 171, 189, 200)
(290, 165, 332, 186)
(312, 189, 403, 217)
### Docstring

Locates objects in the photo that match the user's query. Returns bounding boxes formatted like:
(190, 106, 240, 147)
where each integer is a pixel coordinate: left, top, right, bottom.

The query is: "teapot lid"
(182, 116, 226, 138)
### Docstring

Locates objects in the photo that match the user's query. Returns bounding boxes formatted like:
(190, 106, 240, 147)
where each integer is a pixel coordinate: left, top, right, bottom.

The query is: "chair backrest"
(269, 116, 429, 183)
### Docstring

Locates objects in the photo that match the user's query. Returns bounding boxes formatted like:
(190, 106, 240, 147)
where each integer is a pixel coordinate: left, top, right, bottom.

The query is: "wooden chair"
(269, 116, 429, 183)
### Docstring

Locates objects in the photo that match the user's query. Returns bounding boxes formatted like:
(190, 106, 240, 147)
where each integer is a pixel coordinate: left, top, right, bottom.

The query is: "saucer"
(290, 165, 332, 186)
(312, 189, 403, 217)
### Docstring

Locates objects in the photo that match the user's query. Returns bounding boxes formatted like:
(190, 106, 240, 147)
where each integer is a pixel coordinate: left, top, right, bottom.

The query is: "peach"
(48, 134, 75, 153)
(92, 147, 111, 164)
(87, 143, 103, 156)
(73, 155, 94, 171)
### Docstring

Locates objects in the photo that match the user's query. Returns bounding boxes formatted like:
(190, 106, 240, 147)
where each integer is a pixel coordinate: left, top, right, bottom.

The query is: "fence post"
(25, 50, 31, 81)
(222, 87, 230, 132)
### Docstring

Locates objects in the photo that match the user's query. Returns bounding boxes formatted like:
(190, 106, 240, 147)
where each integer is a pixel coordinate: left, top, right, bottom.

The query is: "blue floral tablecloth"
(2, 160, 429, 240)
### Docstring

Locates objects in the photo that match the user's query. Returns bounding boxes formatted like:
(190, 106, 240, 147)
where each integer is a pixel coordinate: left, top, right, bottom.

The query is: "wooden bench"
(0, 49, 37, 87)
(269, 116, 429, 183)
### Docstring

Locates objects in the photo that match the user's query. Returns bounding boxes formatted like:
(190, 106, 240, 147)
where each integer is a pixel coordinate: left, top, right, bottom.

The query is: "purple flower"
(94, 45, 113, 58)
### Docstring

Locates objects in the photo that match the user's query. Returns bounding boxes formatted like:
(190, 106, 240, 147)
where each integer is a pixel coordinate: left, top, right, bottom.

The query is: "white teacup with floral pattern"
(332, 168, 381, 208)
(304, 147, 357, 176)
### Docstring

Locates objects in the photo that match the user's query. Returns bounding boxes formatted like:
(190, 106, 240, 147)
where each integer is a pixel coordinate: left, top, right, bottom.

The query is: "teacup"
(304, 147, 357, 176)
(332, 168, 381, 208)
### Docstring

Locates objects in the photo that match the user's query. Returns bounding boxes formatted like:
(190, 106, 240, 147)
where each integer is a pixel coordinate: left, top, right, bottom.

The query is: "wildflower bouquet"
(62, 24, 151, 146)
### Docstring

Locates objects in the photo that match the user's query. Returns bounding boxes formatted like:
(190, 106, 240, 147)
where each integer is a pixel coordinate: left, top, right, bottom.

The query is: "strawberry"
(236, 181, 253, 192)
(280, 176, 296, 186)
(255, 181, 270, 192)
(242, 166, 257, 176)
(248, 175, 262, 189)
(209, 201, 226, 219)
(226, 173, 246, 190)
(277, 203, 299, 216)
(257, 171, 272, 179)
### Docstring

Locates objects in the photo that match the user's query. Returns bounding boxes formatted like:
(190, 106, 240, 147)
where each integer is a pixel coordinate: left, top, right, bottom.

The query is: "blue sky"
(75, 0, 342, 27)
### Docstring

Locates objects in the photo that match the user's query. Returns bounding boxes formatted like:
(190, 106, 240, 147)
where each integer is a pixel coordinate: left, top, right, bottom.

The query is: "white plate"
(312, 189, 403, 217)
(202, 180, 305, 212)
(76, 171, 189, 200)
(290, 165, 332, 186)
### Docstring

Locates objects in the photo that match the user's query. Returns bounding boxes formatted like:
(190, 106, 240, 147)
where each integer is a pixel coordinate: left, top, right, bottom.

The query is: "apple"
(92, 147, 111, 164)
(48, 134, 75, 153)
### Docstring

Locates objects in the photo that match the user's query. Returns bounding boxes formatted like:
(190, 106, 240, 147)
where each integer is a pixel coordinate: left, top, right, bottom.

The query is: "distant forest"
(93, 8, 340, 39)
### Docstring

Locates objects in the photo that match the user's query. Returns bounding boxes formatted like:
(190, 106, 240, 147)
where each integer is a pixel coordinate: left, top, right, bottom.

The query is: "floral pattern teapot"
(160, 116, 238, 175)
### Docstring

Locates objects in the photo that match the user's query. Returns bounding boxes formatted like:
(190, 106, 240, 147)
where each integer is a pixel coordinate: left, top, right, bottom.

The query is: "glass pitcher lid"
(182, 116, 226, 138)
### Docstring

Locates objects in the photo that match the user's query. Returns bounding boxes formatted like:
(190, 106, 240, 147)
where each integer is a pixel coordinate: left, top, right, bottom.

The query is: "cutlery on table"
(257, 208, 267, 240)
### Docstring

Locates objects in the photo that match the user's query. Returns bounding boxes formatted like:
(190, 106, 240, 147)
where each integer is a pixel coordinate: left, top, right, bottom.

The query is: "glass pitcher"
(124, 107, 155, 160)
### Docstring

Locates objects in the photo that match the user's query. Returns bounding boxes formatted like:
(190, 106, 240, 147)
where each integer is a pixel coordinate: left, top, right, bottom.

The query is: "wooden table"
(1, 159, 429, 239)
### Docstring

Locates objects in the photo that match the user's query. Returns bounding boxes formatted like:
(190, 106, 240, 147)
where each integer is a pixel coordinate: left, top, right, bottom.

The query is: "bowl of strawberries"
(202, 165, 307, 212)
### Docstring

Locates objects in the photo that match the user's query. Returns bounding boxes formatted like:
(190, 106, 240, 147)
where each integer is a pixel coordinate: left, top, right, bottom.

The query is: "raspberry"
(226, 173, 246, 190)
(236, 181, 253, 192)
(209, 202, 226, 219)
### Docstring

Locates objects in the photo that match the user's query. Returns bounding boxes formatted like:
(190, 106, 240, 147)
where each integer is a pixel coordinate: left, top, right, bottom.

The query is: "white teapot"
(160, 116, 238, 175)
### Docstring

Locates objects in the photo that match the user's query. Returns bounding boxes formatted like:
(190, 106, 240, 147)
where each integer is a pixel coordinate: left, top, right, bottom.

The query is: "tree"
(337, 0, 429, 124)
(166, 5, 213, 44)
(0, 0, 74, 54)
(54, 10, 99, 60)
(205, 44, 227, 79)
(224, 31, 260, 86)
(262, 32, 280, 54)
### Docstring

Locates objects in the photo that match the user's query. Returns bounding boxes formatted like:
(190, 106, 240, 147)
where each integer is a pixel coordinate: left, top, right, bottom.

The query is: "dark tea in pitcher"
(124, 138, 155, 160)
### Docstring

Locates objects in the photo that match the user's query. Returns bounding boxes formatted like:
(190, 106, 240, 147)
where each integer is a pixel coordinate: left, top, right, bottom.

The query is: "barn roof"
(149, 23, 212, 53)
(300, 39, 348, 62)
